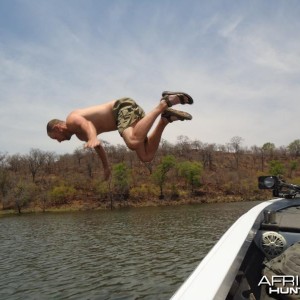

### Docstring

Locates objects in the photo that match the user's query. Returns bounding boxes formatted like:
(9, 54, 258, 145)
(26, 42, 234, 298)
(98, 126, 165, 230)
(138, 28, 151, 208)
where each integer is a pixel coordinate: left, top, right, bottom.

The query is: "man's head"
(47, 119, 72, 142)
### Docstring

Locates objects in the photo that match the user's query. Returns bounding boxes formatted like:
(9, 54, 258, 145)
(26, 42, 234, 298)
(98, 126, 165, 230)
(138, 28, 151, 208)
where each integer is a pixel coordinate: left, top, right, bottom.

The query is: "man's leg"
(122, 101, 167, 152)
(133, 109, 193, 161)
(135, 118, 168, 162)
(122, 94, 192, 162)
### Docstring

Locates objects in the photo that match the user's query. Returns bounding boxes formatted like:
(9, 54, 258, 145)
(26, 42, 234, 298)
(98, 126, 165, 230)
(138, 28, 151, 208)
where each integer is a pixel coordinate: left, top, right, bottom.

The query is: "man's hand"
(85, 138, 100, 149)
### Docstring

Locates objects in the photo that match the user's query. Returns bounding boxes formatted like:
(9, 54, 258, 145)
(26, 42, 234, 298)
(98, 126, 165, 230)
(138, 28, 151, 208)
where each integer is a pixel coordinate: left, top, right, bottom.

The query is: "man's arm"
(66, 113, 111, 180)
(94, 145, 111, 181)
(69, 114, 100, 147)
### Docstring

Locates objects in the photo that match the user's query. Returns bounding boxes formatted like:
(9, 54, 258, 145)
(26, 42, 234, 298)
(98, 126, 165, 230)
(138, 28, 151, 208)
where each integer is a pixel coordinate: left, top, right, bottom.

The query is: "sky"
(1, 0, 300, 155)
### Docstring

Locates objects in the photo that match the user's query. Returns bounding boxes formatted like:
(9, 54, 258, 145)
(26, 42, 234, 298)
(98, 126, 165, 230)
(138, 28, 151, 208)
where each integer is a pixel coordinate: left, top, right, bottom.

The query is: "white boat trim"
(170, 198, 284, 300)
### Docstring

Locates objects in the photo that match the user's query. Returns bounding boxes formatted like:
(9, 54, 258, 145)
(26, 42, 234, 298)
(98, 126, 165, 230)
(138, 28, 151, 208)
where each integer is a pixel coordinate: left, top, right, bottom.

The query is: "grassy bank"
(0, 192, 271, 216)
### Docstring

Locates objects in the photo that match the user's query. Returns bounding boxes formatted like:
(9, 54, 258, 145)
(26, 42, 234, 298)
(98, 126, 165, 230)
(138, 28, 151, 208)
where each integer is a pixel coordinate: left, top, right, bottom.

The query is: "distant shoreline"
(0, 194, 269, 216)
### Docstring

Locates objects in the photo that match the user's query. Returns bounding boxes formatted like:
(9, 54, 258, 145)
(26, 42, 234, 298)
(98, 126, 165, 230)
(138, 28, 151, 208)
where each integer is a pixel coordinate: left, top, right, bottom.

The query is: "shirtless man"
(47, 91, 193, 180)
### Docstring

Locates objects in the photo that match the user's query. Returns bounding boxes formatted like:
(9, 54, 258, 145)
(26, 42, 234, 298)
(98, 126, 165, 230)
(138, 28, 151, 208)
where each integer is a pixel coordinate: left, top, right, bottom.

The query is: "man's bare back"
(67, 100, 117, 140)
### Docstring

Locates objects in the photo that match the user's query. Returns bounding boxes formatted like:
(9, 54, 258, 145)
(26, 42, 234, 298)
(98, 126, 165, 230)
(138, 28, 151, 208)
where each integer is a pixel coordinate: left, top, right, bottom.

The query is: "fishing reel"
(258, 176, 300, 198)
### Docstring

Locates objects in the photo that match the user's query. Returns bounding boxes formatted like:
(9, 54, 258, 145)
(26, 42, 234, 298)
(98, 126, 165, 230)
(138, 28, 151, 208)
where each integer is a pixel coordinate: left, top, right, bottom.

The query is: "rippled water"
(0, 201, 260, 300)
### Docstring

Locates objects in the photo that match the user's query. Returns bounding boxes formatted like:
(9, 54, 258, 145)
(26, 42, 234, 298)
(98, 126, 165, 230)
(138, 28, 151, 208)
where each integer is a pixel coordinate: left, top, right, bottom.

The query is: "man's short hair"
(47, 119, 63, 133)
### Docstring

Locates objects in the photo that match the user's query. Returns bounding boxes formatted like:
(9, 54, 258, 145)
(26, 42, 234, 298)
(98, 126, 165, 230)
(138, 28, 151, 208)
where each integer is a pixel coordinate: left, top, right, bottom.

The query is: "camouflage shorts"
(112, 98, 145, 136)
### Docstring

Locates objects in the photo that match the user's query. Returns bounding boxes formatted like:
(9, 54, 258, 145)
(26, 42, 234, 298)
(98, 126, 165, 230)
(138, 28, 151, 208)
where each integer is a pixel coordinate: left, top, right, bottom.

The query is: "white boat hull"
(171, 198, 300, 300)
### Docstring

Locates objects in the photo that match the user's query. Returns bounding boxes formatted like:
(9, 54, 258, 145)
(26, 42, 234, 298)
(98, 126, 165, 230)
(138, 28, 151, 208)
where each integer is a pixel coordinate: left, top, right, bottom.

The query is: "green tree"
(177, 161, 203, 193)
(50, 184, 76, 205)
(112, 163, 130, 200)
(93, 179, 110, 201)
(152, 155, 176, 199)
(269, 160, 284, 176)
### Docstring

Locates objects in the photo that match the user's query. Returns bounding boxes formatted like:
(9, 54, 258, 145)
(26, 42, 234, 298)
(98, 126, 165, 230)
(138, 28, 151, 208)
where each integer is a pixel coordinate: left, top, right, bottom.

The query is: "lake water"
(0, 201, 261, 300)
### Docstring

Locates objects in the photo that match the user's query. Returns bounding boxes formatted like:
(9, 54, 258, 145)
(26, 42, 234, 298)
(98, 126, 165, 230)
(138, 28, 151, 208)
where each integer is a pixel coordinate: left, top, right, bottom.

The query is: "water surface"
(0, 201, 260, 299)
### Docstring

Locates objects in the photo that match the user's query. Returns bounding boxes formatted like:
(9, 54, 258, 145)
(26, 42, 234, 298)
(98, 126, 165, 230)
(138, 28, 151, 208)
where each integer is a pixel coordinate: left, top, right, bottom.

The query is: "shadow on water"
(0, 201, 261, 300)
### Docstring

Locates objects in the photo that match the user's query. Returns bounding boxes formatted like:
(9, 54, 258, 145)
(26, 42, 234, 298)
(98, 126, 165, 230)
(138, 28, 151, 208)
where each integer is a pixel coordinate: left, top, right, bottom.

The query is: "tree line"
(1, 136, 300, 213)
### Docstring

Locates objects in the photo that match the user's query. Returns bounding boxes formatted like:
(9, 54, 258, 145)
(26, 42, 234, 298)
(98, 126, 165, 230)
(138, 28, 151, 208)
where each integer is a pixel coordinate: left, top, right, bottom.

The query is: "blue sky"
(1, 0, 300, 155)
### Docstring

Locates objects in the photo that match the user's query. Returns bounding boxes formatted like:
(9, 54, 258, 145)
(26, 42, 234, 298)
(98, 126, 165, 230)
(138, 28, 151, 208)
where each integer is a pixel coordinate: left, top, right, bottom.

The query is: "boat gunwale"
(171, 198, 300, 300)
